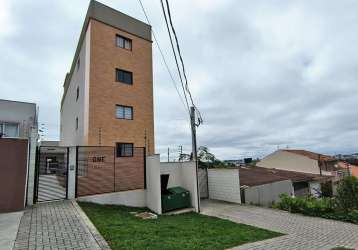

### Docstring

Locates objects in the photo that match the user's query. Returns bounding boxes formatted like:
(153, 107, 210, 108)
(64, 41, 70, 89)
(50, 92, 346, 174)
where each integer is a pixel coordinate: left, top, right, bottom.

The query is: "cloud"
(1, 0, 358, 160)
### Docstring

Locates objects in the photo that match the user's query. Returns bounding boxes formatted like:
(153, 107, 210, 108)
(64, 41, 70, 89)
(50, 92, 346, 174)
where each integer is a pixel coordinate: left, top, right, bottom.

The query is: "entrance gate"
(35, 146, 69, 202)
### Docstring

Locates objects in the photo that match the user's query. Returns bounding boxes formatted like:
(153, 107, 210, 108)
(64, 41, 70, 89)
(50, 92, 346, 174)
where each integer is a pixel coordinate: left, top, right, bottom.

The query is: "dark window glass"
(76, 86, 79, 101)
(116, 69, 133, 84)
(77, 58, 80, 71)
(116, 35, 132, 50)
(116, 143, 133, 157)
(116, 105, 133, 120)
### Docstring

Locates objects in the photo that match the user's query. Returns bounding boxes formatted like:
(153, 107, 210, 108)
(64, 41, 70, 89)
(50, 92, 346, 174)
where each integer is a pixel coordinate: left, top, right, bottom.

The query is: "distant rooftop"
(239, 166, 332, 187)
(283, 149, 336, 162)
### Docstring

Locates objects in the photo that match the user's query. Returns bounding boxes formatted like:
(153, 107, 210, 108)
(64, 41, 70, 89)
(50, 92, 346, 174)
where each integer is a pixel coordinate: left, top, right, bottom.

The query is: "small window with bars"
(116, 143, 133, 157)
(116, 105, 133, 120)
(116, 35, 132, 50)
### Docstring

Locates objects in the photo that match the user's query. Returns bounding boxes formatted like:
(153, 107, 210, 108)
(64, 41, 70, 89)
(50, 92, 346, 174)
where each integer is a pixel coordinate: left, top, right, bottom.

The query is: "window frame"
(116, 35, 132, 51)
(116, 143, 134, 157)
(115, 68, 133, 85)
(0, 121, 19, 138)
(116, 105, 133, 120)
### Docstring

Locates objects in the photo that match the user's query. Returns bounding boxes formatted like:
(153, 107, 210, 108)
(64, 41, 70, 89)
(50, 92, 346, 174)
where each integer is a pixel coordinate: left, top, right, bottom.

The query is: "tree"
(197, 146, 225, 168)
(336, 176, 358, 211)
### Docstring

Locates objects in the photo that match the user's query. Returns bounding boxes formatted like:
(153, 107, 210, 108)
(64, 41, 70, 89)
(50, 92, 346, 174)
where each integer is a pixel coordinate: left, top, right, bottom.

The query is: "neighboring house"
(60, 0, 155, 156)
(239, 166, 332, 206)
(257, 149, 338, 176)
(0, 99, 38, 212)
(0, 99, 37, 138)
(336, 161, 358, 178)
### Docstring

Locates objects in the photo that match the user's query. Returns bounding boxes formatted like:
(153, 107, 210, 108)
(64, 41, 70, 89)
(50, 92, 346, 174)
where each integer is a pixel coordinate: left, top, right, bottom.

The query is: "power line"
(162, 0, 203, 125)
(159, 0, 190, 114)
(137, 0, 190, 116)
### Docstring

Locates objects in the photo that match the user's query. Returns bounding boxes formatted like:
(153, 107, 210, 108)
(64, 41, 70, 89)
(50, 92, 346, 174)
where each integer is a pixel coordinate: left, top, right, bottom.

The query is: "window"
(116, 143, 133, 157)
(76, 86, 79, 101)
(0, 122, 19, 138)
(75, 117, 78, 130)
(116, 69, 133, 84)
(116, 35, 132, 50)
(116, 105, 133, 120)
(77, 58, 80, 71)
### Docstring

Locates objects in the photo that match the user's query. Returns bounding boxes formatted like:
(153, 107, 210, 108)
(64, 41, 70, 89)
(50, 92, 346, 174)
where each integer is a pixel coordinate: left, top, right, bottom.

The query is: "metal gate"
(35, 146, 69, 202)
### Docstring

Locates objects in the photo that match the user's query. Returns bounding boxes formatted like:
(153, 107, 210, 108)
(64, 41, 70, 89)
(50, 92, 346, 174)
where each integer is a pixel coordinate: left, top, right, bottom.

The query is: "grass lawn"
(79, 202, 283, 250)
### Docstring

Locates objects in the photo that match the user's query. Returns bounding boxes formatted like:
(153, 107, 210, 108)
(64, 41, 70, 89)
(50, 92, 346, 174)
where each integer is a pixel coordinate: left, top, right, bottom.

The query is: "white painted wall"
(257, 150, 321, 174)
(207, 169, 241, 203)
(60, 23, 91, 146)
(67, 147, 77, 199)
(146, 155, 162, 214)
(244, 180, 294, 206)
(160, 161, 200, 212)
(77, 189, 146, 207)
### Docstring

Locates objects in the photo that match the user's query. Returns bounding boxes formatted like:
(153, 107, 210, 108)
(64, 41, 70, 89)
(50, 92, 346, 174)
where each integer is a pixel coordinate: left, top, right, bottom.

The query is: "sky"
(1, 0, 358, 160)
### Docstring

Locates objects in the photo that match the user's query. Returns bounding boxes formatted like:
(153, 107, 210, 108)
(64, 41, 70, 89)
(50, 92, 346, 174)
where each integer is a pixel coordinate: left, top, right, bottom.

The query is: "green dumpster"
(161, 174, 191, 212)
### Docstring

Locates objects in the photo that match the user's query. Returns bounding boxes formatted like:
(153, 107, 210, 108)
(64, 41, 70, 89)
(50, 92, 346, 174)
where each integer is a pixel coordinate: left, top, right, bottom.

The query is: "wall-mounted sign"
(92, 156, 105, 163)
(88, 155, 106, 168)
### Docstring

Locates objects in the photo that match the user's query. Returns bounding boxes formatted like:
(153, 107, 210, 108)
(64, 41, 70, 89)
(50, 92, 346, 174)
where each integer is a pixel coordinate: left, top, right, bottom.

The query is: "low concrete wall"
(244, 180, 293, 206)
(160, 161, 199, 212)
(76, 189, 146, 207)
(207, 168, 241, 203)
(146, 155, 162, 214)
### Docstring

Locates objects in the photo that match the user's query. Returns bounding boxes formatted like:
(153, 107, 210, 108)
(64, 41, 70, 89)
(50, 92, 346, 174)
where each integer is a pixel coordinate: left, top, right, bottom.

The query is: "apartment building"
(60, 0, 155, 155)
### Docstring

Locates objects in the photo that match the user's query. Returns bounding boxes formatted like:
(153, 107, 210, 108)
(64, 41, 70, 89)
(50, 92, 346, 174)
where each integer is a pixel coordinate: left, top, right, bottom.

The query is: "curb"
(72, 200, 111, 250)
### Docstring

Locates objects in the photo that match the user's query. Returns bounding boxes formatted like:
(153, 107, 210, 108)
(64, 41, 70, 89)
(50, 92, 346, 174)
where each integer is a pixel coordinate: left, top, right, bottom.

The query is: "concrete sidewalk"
(0, 211, 23, 250)
(13, 200, 110, 250)
(201, 199, 358, 250)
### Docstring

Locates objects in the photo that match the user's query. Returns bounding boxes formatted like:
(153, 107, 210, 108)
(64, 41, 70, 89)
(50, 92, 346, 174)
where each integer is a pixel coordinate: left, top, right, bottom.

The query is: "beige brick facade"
(87, 19, 155, 155)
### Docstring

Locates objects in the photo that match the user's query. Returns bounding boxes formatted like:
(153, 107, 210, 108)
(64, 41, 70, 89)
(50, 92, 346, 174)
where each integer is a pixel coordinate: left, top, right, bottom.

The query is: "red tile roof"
(239, 166, 333, 187)
(283, 149, 336, 161)
(351, 166, 358, 177)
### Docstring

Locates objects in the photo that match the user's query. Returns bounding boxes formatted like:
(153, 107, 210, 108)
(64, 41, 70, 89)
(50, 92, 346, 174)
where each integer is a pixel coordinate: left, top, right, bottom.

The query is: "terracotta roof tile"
(239, 166, 333, 187)
(283, 149, 336, 161)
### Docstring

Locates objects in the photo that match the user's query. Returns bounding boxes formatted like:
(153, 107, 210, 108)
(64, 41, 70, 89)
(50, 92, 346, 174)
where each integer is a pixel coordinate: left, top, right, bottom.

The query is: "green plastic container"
(161, 175, 191, 212)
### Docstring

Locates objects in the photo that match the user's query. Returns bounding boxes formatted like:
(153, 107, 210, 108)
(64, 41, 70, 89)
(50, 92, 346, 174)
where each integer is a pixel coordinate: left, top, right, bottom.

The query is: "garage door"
(0, 138, 28, 212)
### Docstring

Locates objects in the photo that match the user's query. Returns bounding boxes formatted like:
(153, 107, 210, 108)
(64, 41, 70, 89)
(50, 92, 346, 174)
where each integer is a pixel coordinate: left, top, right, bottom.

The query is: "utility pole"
(167, 147, 170, 162)
(178, 145, 183, 162)
(190, 106, 200, 212)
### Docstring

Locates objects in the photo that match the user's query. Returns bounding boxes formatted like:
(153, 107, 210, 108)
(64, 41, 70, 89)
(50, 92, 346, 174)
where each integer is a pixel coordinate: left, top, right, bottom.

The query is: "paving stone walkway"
(201, 199, 358, 250)
(13, 200, 109, 250)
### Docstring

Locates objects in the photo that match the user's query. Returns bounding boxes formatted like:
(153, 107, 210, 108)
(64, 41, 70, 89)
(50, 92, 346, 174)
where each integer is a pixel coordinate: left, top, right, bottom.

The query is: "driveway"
(201, 199, 358, 250)
(13, 200, 110, 250)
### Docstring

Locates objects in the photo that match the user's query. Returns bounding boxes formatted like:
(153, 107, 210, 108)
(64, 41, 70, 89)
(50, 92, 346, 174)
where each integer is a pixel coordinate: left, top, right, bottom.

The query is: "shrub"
(276, 194, 358, 224)
(276, 194, 335, 215)
(336, 176, 358, 211)
(321, 181, 333, 197)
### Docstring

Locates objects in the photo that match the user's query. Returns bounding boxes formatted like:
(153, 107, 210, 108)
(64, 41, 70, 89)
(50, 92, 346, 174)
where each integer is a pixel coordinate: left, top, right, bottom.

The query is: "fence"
(76, 146, 146, 197)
